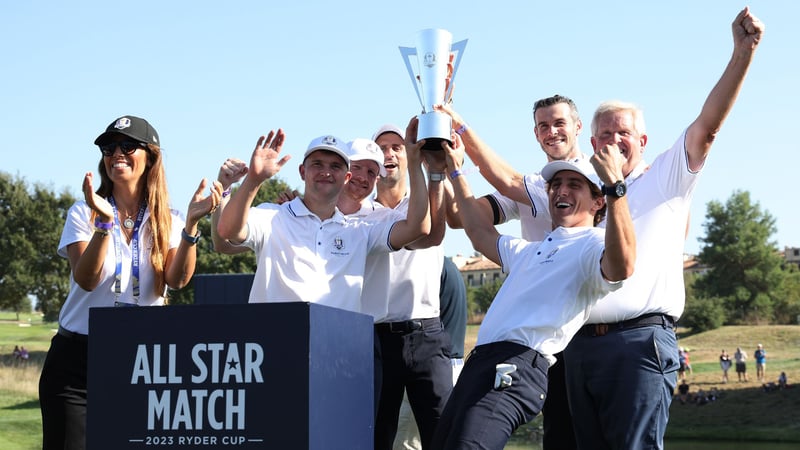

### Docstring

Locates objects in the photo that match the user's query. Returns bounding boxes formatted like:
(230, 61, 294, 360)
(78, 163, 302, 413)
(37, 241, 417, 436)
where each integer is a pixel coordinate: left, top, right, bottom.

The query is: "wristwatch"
(601, 181, 627, 198)
(181, 228, 202, 245)
(428, 172, 446, 182)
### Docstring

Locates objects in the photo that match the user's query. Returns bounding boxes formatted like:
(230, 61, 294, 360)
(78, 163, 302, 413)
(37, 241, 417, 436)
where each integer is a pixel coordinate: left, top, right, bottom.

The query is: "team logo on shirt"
(540, 247, 559, 264)
(333, 237, 344, 250)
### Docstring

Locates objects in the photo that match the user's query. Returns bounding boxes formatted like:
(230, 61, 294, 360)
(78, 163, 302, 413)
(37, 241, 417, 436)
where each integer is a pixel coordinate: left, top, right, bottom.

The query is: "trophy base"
(418, 111, 452, 151)
(421, 137, 450, 151)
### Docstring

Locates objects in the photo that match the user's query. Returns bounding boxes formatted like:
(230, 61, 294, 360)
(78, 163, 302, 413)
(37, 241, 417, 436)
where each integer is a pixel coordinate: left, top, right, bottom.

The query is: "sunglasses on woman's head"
(98, 140, 146, 156)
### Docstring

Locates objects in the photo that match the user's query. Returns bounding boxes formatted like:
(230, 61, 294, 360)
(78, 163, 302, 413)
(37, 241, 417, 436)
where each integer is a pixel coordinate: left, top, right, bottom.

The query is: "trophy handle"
(399, 46, 424, 110)
(445, 39, 468, 103)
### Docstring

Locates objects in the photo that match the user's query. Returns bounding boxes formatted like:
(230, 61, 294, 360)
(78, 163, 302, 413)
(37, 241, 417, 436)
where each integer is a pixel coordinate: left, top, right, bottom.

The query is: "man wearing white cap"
(430, 135, 636, 450)
(435, 95, 587, 450)
(337, 137, 387, 217)
(216, 126, 431, 312)
(369, 122, 453, 450)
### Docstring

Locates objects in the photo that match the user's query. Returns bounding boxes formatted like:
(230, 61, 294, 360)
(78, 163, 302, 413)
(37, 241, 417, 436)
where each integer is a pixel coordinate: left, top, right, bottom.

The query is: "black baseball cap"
(94, 115, 160, 146)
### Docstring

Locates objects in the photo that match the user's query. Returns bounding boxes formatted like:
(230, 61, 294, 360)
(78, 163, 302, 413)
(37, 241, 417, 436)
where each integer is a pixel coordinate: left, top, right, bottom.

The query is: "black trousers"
(374, 318, 452, 450)
(39, 332, 88, 450)
(431, 341, 549, 450)
(542, 351, 577, 449)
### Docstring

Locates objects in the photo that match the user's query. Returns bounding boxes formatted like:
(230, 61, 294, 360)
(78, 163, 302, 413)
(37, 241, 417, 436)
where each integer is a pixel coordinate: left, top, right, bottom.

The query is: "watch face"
(603, 182, 626, 197)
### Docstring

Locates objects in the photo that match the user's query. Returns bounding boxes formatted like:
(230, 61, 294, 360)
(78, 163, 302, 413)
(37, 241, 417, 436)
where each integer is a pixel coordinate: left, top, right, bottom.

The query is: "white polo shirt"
(588, 129, 697, 323)
(57, 201, 184, 334)
(358, 196, 444, 323)
(476, 227, 622, 366)
(345, 199, 395, 321)
(242, 197, 396, 313)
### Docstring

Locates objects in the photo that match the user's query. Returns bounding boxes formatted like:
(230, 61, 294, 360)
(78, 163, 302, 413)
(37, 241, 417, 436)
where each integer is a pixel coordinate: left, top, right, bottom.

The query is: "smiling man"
(216, 127, 430, 313)
(561, 8, 765, 450)
(430, 137, 636, 450)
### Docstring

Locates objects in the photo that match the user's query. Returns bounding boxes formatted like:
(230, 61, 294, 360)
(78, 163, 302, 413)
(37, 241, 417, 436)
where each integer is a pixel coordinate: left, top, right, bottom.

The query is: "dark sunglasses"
(98, 140, 147, 156)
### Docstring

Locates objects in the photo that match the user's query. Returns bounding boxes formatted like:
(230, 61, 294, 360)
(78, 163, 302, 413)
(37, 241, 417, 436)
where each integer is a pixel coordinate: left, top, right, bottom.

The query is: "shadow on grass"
(3, 399, 40, 410)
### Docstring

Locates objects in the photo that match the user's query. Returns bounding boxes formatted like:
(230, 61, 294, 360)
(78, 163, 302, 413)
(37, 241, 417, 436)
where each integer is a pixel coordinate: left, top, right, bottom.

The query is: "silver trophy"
(400, 29, 467, 150)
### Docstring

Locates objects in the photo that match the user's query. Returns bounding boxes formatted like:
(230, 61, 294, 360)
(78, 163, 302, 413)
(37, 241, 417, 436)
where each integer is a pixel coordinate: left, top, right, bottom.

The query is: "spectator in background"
(754, 343, 766, 382)
(678, 347, 689, 381)
(677, 380, 690, 404)
(734, 347, 748, 382)
(719, 349, 732, 383)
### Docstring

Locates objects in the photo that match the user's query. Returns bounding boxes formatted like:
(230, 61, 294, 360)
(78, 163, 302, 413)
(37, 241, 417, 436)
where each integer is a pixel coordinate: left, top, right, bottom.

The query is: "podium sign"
(88, 302, 374, 449)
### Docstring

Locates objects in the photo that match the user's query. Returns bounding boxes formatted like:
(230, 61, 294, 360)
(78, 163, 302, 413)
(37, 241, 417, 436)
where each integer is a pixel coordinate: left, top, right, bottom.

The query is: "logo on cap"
(114, 118, 131, 130)
(322, 135, 338, 146)
(365, 142, 380, 155)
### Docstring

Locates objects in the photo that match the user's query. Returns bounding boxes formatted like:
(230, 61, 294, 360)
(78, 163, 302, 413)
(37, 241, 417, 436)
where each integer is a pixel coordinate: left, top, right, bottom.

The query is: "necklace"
(120, 206, 138, 229)
(123, 216, 135, 229)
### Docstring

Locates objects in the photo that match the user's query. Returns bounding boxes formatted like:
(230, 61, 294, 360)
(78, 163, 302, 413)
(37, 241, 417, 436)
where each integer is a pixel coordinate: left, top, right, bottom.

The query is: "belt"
(57, 325, 88, 343)
(577, 313, 675, 337)
(375, 317, 441, 334)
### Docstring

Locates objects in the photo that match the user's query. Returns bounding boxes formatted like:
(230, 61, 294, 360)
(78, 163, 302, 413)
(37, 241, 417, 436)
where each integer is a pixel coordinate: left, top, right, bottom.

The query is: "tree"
(168, 178, 293, 305)
(0, 174, 39, 318)
(767, 264, 800, 325)
(0, 174, 75, 320)
(467, 279, 502, 320)
(680, 273, 726, 331)
(693, 190, 787, 324)
(29, 185, 75, 321)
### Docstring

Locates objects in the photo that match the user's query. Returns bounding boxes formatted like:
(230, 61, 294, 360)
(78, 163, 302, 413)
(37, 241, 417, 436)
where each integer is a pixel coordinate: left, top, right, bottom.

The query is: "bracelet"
(93, 227, 110, 236)
(455, 124, 469, 136)
(450, 169, 463, 179)
(94, 217, 113, 230)
(221, 188, 232, 198)
(181, 228, 201, 245)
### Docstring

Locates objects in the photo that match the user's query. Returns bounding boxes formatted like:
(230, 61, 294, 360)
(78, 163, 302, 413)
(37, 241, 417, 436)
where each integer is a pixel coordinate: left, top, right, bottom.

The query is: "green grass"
(465, 324, 800, 444)
(665, 325, 800, 442)
(2, 313, 799, 447)
(0, 311, 52, 450)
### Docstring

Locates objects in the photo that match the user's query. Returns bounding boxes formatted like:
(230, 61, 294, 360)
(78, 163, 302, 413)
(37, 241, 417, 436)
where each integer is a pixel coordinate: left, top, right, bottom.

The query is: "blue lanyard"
(109, 196, 147, 306)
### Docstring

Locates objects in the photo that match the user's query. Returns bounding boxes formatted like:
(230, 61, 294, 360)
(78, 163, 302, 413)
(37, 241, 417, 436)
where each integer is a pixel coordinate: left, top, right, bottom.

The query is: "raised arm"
(409, 144, 450, 249)
(592, 144, 636, 282)
(210, 158, 250, 254)
(443, 134, 502, 265)
(67, 172, 115, 291)
(434, 103, 531, 206)
(685, 7, 764, 171)
(217, 129, 290, 244)
(165, 178, 222, 289)
(389, 117, 431, 250)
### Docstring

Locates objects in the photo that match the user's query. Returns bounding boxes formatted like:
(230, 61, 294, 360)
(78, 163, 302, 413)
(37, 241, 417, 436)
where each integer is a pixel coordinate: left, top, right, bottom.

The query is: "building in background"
(451, 254, 505, 288)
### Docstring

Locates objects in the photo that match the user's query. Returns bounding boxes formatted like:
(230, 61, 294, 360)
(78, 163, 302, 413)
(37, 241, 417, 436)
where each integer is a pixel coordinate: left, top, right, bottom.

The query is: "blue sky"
(2, 1, 797, 258)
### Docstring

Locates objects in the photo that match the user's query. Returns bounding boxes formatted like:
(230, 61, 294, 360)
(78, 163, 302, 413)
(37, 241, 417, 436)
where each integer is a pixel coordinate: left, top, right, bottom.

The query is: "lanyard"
(109, 196, 147, 306)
